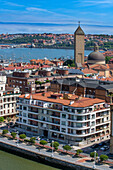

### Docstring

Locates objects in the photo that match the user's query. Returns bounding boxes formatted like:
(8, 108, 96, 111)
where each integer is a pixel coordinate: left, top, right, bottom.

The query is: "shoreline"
(0, 139, 93, 170)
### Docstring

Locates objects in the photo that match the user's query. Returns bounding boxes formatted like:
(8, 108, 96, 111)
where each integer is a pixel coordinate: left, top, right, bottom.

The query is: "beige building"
(74, 25, 85, 67)
(110, 104, 113, 153)
(17, 92, 110, 146)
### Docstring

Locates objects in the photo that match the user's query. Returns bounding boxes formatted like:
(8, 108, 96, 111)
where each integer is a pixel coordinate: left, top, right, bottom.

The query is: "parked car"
(100, 145, 109, 151)
(91, 144, 99, 149)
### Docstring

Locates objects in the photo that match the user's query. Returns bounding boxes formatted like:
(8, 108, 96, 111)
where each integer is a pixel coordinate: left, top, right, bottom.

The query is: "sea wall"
(0, 141, 96, 170)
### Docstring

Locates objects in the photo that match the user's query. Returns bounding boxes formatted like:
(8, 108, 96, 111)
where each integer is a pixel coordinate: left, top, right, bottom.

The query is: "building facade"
(0, 81, 20, 119)
(50, 78, 113, 103)
(17, 92, 110, 146)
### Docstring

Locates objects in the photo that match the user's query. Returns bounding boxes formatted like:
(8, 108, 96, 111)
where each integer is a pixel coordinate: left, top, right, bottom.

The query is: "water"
(0, 48, 92, 63)
(0, 150, 60, 170)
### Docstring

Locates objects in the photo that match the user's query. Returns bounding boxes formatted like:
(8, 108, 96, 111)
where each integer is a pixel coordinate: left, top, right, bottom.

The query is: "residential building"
(0, 81, 20, 119)
(50, 78, 113, 103)
(17, 92, 110, 146)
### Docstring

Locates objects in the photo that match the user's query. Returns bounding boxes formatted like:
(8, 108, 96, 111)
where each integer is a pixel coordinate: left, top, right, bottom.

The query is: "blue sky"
(0, 0, 113, 34)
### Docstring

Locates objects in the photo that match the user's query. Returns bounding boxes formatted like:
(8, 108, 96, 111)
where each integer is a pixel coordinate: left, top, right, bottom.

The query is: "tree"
(7, 117, 11, 123)
(51, 141, 59, 150)
(100, 154, 108, 162)
(90, 152, 98, 158)
(105, 56, 113, 64)
(11, 132, 16, 139)
(40, 140, 48, 146)
(0, 117, 4, 124)
(19, 134, 26, 140)
(30, 137, 36, 144)
(2, 129, 8, 135)
(76, 149, 83, 156)
(71, 63, 75, 67)
(63, 145, 72, 152)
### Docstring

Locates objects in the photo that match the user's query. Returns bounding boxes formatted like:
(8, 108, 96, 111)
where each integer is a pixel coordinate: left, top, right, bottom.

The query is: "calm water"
(0, 150, 60, 170)
(0, 48, 92, 62)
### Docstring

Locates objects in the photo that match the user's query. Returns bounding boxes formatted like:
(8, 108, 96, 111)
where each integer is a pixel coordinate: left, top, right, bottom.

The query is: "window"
(62, 121, 66, 126)
(76, 123, 82, 127)
(72, 109, 75, 113)
(62, 114, 66, 118)
(23, 113, 26, 117)
(61, 128, 66, 133)
(23, 119, 26, 123)
(23, 106, 27, 110)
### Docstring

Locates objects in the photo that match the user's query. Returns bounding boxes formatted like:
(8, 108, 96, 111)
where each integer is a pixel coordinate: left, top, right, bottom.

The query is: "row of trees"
(1, 130, 109, 162)
(90, 152, 108, 162)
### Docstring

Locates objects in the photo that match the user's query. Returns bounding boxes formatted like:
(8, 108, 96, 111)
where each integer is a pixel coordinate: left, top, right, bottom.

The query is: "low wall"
(0, 141, 96, 170)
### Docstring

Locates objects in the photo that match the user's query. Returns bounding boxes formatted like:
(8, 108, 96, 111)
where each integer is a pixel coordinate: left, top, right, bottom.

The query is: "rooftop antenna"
(78, 21, 80, 26)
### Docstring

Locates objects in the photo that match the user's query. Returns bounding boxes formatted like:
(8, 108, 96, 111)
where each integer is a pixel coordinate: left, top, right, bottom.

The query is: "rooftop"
(19, 92, 105, 108)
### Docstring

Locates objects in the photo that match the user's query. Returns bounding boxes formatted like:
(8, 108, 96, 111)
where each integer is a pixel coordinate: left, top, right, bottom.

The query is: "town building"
(0, 81, 20, 119)
(50, 78, 113, 103)
(17, 92, 110, 146)
(87, 44, 105, 65)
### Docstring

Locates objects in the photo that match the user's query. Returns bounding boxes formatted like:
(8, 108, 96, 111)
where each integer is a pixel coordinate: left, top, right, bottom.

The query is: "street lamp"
(93, 150, 96, 169)
(16, 131, 19, 146)
(51, 140, 54, 157)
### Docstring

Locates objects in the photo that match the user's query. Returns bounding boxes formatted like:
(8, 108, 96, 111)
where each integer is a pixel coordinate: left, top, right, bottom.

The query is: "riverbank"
(0, 132, 112, 170)
(0, 139, 94, 170)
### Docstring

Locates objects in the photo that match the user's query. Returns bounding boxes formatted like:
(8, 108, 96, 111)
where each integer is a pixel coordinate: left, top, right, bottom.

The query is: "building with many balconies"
(0, 81, 20, 119)
(17, 92, 110, 146)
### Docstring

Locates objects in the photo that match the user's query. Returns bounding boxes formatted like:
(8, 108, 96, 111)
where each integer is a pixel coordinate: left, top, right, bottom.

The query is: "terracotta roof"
(30, 59, 54, 65)
(19, 92, 105, 108)
(92, 65, 108, 70)
(82, 68, 97, 74)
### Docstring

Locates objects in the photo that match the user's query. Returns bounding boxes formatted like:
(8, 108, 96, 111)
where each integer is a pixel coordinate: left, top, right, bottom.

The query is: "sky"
(0, 0, 113, 34)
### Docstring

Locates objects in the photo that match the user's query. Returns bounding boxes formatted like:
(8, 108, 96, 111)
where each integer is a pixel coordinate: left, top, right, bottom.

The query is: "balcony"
(50, 114, 60, 118)
(28, 123, 38, 127)
(50, 128, 60, 132)
(28, 115, 38, 120)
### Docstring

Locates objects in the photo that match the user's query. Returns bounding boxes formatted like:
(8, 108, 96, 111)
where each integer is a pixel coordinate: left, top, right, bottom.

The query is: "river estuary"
(0, 150, 60, 170)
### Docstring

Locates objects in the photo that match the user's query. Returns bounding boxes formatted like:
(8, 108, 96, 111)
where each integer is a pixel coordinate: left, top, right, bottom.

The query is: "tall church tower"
(74, 23, 85, 67)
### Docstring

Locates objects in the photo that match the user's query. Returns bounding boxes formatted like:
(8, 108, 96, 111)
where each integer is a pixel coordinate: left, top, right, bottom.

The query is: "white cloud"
(3, 1, 24, 7)
(26, 7, 54, 14)
(76, 0, 113, 6)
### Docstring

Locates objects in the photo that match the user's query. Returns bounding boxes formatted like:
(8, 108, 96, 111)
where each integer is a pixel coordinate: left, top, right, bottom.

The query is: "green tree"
(0, 117, 4, 124)
(105, 56, 113, 64)
(71, 63, 75, 67)
(51, 141, 59, 150)
(76, 149, 83, 156)
(100, 154, 108, 162)
(19, 134, 26, 139)
(11, 132, 16, 139)
(40, 140, 48, 146)
(30, 137, 36, 144)
(2, 129, 8, 135)
(7, 117, 11, 123)
(90, 152, 98, 158)
(63, 145, 72, 152)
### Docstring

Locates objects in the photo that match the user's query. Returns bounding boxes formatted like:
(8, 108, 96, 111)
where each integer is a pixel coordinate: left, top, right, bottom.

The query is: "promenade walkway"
(0, 135, 112, 170)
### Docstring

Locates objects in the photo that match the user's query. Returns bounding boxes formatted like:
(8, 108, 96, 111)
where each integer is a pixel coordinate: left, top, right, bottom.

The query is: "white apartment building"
(17, 92, 110, 146)
(0, 81, 20, 119)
